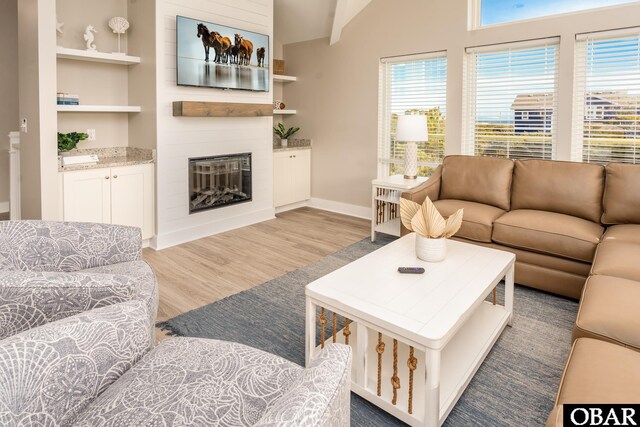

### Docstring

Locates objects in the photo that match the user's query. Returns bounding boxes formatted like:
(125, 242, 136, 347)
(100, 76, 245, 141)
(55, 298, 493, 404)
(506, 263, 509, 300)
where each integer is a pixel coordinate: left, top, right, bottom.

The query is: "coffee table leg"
(505, 262, 515, 326)
(424, 349, 441, 427)
(305, 297, 316, 367)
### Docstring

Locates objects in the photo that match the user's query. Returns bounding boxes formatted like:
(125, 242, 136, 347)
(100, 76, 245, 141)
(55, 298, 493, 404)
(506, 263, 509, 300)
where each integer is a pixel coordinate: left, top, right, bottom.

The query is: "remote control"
(397, 267, 425, 274)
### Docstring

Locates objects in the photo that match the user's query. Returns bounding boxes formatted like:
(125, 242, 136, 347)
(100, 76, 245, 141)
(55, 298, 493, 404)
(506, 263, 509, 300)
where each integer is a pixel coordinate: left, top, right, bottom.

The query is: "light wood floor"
(144, 207, 370, 338)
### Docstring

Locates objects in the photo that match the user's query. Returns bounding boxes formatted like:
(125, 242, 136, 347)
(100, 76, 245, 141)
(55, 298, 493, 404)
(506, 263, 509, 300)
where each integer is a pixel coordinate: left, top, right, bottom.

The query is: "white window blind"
(463, 38, 560, 160)
(378, 52, 447, 177)
(573, 28, 640, 164)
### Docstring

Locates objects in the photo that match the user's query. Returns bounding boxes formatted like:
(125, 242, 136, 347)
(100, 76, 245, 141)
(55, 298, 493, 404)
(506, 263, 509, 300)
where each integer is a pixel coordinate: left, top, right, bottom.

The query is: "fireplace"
(189, 153, 252, 214)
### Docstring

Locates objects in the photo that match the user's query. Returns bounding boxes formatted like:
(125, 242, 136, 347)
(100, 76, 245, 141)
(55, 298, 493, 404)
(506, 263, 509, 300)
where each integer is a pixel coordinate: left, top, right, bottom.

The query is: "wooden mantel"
(173, 101, 273, 117)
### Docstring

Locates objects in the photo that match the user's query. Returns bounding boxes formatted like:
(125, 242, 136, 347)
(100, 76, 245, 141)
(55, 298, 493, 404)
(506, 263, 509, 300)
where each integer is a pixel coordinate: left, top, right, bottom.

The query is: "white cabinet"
(273, 149, 311, 207)
(62, 164, 154, 240)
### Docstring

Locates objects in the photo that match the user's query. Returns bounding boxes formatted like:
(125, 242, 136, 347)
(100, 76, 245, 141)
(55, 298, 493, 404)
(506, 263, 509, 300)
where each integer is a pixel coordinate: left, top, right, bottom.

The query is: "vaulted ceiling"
(274, 0, 372, 46)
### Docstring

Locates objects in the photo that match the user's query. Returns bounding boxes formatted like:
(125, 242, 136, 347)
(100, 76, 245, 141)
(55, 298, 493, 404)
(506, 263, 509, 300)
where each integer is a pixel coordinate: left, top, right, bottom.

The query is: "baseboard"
(307, 198, 371, 220)
(275, 200, 308, 214)
(151, 208, 276, 250)
(0, 201, 9, 213)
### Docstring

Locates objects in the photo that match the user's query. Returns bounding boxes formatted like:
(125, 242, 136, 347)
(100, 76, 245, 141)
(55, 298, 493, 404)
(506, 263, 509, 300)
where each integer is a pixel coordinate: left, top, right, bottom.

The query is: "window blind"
(463, 38, 560, 160)
(573, 28, 640, 164)
(378, 52, 447, 177)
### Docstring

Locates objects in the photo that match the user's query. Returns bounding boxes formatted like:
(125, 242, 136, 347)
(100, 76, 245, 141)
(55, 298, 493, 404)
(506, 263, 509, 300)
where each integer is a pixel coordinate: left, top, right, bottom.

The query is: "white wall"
(0, 0, 19, 213)
(153, 0, 274, 249)
(282, 0, 640, 208)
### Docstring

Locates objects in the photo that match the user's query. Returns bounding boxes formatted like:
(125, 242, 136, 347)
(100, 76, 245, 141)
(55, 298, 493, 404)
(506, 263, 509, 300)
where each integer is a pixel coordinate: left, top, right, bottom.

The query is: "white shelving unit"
(57, 105, 141, 113)
(56, 47, 141, 65)
(273, 74, 297, 82)
(273, 109, 297, 115)
(371, 175, 428, 241)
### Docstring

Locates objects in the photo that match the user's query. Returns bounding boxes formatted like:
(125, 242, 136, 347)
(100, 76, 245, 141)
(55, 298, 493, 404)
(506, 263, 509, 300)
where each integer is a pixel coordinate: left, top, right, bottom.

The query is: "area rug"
(158, 235, 579, 426)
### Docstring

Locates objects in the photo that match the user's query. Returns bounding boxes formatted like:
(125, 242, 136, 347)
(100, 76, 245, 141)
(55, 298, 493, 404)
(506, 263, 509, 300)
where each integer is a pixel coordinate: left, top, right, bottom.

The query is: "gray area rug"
(158, 235, 579, 426)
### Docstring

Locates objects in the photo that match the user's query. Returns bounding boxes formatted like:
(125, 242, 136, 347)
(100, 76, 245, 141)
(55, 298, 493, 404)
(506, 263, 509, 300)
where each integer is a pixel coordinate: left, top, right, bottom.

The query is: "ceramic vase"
(415, 235, 447, 262)
(280, 138, 288, 148)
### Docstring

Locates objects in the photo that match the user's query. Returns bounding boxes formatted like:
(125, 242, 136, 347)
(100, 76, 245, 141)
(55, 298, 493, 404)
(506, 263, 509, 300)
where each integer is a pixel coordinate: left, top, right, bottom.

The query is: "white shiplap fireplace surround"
(153, 0, 275, 250)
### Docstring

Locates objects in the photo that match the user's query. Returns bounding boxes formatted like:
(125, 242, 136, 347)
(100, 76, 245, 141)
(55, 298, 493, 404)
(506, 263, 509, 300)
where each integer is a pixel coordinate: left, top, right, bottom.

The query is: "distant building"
(511, 91, 639, 135)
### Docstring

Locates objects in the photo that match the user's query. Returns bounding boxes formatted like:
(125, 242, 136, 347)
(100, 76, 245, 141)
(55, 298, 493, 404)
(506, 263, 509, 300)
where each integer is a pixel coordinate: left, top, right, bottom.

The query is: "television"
(176, 15, 270, 92)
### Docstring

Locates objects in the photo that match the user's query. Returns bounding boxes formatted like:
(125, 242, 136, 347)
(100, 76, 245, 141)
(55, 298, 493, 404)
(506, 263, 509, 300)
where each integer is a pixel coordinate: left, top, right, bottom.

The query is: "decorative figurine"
(84, 25, 97, 51)
(108, 17, 130, 54)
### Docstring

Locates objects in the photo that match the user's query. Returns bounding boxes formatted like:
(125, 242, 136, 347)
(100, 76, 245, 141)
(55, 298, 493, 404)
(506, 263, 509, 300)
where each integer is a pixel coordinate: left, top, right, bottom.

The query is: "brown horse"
(211, 31, 232, 64)
(196, 23, 215, 62)
(256, 47, 265, 67)
(234, 33, 254, 66)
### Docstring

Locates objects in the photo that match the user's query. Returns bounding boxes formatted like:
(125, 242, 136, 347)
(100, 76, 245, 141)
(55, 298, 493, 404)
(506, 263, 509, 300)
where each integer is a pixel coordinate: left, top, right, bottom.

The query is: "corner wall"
(153, 0, 274, 249)
(0, 0, 19, 213)
(282, 0, 640, 208)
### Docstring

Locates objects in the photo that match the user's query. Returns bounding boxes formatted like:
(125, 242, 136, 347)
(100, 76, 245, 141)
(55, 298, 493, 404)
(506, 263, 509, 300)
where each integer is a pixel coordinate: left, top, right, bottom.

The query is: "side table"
(371, 175, 427, 242)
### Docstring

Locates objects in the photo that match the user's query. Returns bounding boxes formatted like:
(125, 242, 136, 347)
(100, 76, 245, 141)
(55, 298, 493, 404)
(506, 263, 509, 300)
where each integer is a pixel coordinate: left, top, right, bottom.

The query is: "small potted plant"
(58, 132, 89, 155)
(273, 123, 300, 148)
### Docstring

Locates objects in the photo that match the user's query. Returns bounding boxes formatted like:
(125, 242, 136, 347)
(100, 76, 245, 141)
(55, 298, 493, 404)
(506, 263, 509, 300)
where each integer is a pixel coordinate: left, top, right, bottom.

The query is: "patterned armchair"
(0, 221, 158, 339)
(0, 301, 352, 426)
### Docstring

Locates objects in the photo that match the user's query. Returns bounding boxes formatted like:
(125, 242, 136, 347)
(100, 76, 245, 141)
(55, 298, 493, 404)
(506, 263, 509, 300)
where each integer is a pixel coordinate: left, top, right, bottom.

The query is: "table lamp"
(396, 114, 428, 180)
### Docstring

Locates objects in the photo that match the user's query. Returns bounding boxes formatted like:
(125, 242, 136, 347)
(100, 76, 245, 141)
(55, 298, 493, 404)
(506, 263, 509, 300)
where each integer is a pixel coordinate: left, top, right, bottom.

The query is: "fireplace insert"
(189, 153, 252, 214)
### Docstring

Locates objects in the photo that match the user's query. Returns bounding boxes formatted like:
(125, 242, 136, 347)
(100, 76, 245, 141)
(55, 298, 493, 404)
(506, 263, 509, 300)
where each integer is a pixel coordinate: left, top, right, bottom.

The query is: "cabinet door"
(291, 149, 311, 202)
(273, 151, 292, 207)
(110, 164, 154, 240)
(63, 169, 111, 224)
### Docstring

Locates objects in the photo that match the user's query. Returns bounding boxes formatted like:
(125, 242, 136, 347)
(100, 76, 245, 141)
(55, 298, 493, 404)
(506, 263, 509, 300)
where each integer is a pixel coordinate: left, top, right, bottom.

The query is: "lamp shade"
(396, 115, 428, 142)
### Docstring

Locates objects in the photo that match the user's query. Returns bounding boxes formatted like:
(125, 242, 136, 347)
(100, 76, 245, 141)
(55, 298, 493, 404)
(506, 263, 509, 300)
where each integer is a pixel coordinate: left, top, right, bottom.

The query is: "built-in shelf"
(57, 105, 141, 113)
(274, 109, 297, 115)
(56, 46, 141, 65)
(273, 74, 297, 82)
(173, 101, 273, 117)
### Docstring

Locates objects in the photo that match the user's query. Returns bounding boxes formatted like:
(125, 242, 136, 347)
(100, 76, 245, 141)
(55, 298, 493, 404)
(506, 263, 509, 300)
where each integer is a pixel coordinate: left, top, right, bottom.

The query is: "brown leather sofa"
(401, 156, 640, 425)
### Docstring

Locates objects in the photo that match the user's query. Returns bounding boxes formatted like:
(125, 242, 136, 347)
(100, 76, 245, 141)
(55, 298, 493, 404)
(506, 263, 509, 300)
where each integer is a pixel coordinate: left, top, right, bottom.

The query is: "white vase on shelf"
(415, 235, 447, 262)
(280, 138, 288, 148)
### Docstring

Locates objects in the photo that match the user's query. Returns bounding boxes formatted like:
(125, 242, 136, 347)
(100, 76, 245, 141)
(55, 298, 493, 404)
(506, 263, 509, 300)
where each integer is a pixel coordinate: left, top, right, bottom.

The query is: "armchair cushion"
(0, 301, 152, 426)
(602, 224, 640, 244)
(0, 221, 142, 272)
(591, 241, 640, 282)
(74, 338, 303, 426)
(602, 162, 640, 224)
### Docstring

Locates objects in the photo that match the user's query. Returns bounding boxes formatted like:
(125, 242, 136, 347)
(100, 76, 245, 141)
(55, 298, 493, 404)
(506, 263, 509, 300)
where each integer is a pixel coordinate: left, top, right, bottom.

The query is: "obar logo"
(564, 405, 639, 426)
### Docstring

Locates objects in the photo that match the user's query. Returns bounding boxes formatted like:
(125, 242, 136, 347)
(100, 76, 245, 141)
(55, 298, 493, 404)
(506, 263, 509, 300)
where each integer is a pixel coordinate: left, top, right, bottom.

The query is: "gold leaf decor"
(399, 196, 463, 239)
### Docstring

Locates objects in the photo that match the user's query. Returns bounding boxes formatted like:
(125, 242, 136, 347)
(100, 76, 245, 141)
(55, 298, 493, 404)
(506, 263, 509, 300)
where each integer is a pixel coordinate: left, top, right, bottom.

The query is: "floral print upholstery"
(0, 301, 153, 426)
(254, 343, 352, 427)
(0, 221, 158, 339)
(73, 339, 352, 427)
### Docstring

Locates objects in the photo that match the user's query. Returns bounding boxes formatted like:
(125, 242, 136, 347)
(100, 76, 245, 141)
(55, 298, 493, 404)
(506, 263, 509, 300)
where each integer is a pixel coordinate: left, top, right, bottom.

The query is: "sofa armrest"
(0, 270, 143, 339)
(255, 344, 352, 427)
(400, 165, 443, 236)
(0, 300, 153, 426)
(0, 221, 142, 272)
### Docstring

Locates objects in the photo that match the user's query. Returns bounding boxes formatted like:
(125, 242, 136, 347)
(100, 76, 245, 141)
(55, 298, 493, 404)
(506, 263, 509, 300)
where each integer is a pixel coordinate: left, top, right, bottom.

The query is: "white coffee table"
(305, 234, 515, 427)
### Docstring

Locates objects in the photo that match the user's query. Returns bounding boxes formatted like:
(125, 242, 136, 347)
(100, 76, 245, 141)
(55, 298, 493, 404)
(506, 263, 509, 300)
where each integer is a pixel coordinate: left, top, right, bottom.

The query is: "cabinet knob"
(105, 176, 110, 180)
(113, 175, 118, 179)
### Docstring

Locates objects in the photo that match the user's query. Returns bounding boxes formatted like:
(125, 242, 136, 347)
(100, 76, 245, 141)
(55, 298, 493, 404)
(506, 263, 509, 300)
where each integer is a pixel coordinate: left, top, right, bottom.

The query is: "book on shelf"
(57, 93, 79, 105)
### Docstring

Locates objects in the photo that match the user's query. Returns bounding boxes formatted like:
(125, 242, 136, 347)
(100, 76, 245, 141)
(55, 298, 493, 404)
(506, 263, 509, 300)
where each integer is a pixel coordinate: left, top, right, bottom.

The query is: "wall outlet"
(87, 128, 96, 141)
(20, 118, 27, 133)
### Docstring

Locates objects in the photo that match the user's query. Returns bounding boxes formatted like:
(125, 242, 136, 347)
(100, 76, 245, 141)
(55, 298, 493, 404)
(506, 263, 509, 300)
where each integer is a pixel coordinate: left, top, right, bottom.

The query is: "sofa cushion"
(546, 338, 640, 427)
(493, 210, 603, 263)
(511, 159, 605, 223)
(602, 224, 640, 244)
(574, 275, 640, 351)
(440, 155, 514, 211)
(74, 337, 302, 426)
(591, 241, 640, 282)
(434, 199, 506, 243)
(602, 162, 640, 224)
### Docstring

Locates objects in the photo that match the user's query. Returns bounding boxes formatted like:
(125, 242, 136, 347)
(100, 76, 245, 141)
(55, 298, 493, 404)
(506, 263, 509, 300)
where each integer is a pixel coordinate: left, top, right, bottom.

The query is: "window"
(378, 53, 447, 177)
(573, 28, 640, 164)
(463, 38, 560, 159)
(476, 0, 639, 28)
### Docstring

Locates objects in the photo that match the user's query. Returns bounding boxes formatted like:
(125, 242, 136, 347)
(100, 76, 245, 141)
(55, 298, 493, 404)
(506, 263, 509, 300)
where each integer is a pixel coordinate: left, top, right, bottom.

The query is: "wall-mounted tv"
(176, 15, 270, 92)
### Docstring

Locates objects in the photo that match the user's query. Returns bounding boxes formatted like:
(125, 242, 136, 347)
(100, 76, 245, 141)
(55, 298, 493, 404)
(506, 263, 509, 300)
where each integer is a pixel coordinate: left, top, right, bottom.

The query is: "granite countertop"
(58, 147, 156, 172)
(273, 137, 312, 152)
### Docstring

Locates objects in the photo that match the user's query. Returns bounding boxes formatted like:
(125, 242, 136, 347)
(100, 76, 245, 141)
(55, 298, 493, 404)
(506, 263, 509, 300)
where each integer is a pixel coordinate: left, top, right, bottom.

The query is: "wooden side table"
(371, 175, 427, 242)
